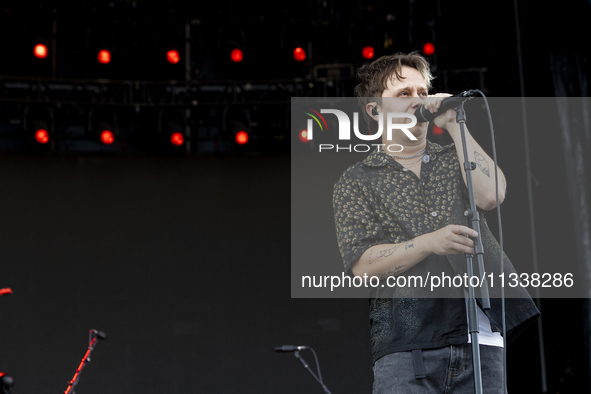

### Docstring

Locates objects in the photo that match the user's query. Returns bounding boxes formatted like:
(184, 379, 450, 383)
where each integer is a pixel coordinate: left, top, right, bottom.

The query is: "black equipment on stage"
(64, 329, 108, 394)
(274, 345, 332, 394)
(0, 373, 14, 394)
(0, 289, 12, 297)
(1, 289, 13, 394)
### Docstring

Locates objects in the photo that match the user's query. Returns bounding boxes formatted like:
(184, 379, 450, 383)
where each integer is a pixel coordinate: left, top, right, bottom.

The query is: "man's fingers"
(450, 225, 478, 238)
(451, 242, 475, 255)
(426, 94, 452, 112)
(452, 234, 474, 248)
(445, 245, 474, 255)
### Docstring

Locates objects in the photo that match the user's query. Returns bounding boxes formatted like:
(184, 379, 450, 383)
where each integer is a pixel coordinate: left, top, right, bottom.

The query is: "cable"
(473, 89, 508, 393)
(292, 348, 331, 394)
(308, 347, 324, 384)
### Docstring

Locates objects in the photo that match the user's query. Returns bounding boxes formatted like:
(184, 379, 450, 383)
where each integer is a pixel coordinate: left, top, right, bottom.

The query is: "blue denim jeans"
(373, 344, 504, 394)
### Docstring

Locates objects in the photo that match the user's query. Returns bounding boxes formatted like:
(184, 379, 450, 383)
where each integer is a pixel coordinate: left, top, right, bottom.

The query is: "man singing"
(332, 52, 539, 393)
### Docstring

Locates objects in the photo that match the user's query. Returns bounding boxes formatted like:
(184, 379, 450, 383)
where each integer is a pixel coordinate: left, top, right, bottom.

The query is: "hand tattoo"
(474, 151, 490, 177)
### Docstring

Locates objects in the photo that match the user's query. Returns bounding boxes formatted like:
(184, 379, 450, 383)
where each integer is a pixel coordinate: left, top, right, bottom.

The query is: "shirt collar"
(361, 140, 454, 168)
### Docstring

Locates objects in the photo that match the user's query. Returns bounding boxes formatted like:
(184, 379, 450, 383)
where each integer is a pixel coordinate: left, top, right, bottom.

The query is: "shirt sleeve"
(332, 168, 390, 274)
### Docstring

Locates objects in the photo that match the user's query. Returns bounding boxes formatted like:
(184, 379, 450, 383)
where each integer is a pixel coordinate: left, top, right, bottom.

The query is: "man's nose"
(409, 95, 423, 109)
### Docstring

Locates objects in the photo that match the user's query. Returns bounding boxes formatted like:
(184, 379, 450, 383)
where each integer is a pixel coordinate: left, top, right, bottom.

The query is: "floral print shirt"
(333, 140, 539, 363)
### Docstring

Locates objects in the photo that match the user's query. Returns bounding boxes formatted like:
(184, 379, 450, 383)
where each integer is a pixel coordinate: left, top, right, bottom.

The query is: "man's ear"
(366, 102, 379, 119)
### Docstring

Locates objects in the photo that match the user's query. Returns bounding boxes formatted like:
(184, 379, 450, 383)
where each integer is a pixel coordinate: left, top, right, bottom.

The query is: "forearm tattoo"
(378, 264, 406, 279)
(376, 245, 400, 259)
(474, 151, 490, 177)
(405, 240, 415, 250)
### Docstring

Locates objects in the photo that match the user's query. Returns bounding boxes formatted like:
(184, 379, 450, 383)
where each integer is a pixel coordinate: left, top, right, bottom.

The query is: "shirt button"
(422, 182, 426, 186)
(431, 211, 438, 217)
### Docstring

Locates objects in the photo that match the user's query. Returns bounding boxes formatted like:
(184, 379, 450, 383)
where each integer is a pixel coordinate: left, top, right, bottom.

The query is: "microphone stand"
(294, 351, 332, 394)
(455, 101, 492, 394)
(64, 330, 104, 394)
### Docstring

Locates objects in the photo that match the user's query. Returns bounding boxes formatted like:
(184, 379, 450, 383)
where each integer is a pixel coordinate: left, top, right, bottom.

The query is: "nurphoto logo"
(302, 108, 418, 153)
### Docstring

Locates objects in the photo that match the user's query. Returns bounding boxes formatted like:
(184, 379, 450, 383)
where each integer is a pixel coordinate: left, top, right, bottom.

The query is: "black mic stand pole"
(454, 101, 492, 394)
(293, 351, 332, 394)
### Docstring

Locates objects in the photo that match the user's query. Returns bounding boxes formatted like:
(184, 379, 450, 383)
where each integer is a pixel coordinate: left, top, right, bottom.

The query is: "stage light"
(432, 125, 444, 136)
(299, 129, 310, 143)
(361, 46, 374, 60)
(223, 107, 251, 150)
(34, 44, 48, 59)
(170, 132, 184, 146)
(25, 106, 52, 148)
(231, 48, 244, 63)
(423, 42, 435, 56)
(293, 47, 306, 62)
(90, 109, 117, 147)
(35, 129, 49, 144)
(155, 26, 184, 79)
(157, 109, 187, 154)
(98, 50, 111, 64)
(100, 130, 114, 144)
(235, 130, 248, 145)
(166, 49, 180, 64)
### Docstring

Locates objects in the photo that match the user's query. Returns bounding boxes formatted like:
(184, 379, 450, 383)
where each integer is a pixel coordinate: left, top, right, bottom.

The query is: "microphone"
(91, 329, 108, 340)
(414, 89, 480, 123)
(274, 345, 308, 352)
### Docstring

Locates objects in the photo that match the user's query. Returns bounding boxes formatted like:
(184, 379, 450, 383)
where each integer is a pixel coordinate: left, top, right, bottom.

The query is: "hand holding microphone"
(414, 90, 479, 124)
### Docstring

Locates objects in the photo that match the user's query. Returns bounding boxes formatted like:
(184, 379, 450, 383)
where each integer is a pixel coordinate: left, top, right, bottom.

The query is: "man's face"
(378, 65, 429, 143)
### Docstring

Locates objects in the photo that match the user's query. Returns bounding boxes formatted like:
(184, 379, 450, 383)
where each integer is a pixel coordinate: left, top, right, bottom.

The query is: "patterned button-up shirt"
(333, 140, 539, 363)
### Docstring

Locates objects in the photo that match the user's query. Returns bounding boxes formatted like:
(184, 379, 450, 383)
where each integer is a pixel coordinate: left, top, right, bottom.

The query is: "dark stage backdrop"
(0, 146, 584, 393)
(0, 155, 372, 393)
